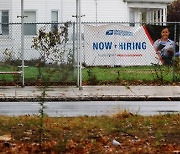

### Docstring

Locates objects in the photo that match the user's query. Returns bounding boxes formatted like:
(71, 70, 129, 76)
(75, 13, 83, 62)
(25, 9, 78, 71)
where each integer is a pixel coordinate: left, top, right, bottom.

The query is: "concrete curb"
(0, 96, 179, 102)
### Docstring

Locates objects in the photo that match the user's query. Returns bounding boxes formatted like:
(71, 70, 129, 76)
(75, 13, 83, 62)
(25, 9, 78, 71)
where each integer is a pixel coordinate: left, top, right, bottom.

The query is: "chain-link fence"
(82, 22, 180, 85)
(0, 22, 78, 85)
(0, 22, 179, 86)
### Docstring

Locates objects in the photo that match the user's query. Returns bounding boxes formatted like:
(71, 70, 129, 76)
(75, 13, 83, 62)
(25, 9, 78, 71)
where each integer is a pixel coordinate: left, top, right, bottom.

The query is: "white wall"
(10, 0, 64, 60)
(61, 0, 76, 22)
(1, 0, 170, 23)
(0, 0, 12, 60)
(9, 0, 130, 23)
(91, 0, 128, 22)
(127, 2, 167, 9)
(0, 0, 12, 23)
(12, 0, 62, 23)
(61, 0, 128, 22)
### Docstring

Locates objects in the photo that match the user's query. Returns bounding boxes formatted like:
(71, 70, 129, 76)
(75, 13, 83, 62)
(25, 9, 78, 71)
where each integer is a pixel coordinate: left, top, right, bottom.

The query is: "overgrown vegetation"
(30, 22, 74, 80)
(38, 86, 47, 149)
(31, 22, 72, 64)
(0, 113, 179, 153)
(0, 64, 179, 86)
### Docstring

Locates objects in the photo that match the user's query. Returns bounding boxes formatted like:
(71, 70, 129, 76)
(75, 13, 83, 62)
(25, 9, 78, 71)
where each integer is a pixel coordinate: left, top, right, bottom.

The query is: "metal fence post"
(21, 0, 25, 87)
(78, 0, 83, 90)
(76, 0, 80, 88)
(173, 23, 177, 81)
(72, 22, 76, 80)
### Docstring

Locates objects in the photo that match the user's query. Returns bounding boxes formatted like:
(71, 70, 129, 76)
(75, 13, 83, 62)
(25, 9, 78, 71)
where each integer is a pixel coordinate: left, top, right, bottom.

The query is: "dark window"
(24, 11, 36, 35)
(51, 11, 58, 32)
(1, 11, 9, 35)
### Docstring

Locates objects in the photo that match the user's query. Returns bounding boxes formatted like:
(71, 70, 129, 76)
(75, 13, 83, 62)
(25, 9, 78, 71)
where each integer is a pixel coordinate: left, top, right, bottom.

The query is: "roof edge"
(123, 0, 173, 3)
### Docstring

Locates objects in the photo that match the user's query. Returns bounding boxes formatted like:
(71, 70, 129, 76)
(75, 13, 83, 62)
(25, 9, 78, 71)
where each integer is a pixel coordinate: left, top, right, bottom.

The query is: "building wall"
(0, 0, 12, 60)
(0, 0, 134, 23)
(9, 0, 64, 60)
(0, 0, 12, 24)
(12, 0, 62, 23)
(61, 0, 128, 22)
(127, 2, 167, 9)
(1, 0, 170, 23)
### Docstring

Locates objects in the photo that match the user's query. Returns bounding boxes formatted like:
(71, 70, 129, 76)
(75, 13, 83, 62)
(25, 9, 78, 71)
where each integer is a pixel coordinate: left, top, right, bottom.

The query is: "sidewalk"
(0, 86, 179, 101)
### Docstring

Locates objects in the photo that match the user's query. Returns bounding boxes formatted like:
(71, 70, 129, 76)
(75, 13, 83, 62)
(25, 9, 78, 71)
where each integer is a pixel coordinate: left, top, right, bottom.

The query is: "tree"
(31, 22, 73, 79)
(31, 22, 72, 64)
(167, 0, 180, 22)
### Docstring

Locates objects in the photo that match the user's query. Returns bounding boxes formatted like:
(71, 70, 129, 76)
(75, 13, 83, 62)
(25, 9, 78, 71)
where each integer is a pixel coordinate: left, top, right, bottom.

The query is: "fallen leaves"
(0, 114, 179, 153)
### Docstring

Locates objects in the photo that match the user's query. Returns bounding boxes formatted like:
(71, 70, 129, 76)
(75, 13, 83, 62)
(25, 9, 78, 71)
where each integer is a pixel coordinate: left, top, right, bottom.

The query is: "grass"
(82, 66, 175, 81)
(0, 113, 179, 153)
(0, 63, 179, 85)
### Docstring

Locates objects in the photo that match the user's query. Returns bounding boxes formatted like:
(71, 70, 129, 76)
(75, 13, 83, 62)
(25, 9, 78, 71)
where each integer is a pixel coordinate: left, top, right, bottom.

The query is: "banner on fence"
(84, 24, 158, 66)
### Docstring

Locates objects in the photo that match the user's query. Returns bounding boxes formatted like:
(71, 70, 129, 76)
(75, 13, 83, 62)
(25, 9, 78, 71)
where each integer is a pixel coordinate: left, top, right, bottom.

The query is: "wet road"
(0, 101, 179, 117)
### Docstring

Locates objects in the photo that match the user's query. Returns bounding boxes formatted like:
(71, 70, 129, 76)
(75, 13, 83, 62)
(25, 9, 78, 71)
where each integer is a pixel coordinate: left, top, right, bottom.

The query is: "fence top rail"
(0, 71, 22, 75)
(82, 21, 180, 24)
(2, 21, 180, 25)
(4, 22, 72, 25)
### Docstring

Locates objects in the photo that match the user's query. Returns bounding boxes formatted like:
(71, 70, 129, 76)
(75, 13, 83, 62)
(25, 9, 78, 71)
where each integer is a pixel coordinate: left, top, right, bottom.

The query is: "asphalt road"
(0, 101, 180, 117)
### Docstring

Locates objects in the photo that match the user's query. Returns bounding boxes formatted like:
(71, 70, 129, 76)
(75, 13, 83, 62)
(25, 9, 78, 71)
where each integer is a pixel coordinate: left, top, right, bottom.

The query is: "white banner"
(84, 24, 159, 66)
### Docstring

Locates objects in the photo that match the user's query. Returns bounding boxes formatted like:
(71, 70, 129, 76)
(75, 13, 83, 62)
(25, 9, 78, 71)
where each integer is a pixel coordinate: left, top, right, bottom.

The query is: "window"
(0, 11, 9, 35)
(51, 11, 58, 32)
(24, 11, 36, 35)
(129, 10, 135, 27)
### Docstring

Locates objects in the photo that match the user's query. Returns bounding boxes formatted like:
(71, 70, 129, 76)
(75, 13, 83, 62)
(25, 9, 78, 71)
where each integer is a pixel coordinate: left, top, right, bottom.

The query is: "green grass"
(0, 64, 179, 85)
(82, 66, 177, 82)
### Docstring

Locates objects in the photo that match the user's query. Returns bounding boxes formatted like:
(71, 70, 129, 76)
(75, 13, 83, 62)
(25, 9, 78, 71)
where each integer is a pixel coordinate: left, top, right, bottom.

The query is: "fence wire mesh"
(0, 22, 179, 85)
(0, 22, 77, 85)
(81, 22, 180, 85)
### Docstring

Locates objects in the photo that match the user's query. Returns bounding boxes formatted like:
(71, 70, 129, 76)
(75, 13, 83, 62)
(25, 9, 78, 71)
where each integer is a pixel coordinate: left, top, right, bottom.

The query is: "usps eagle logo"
(106, 30, 113, 35)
